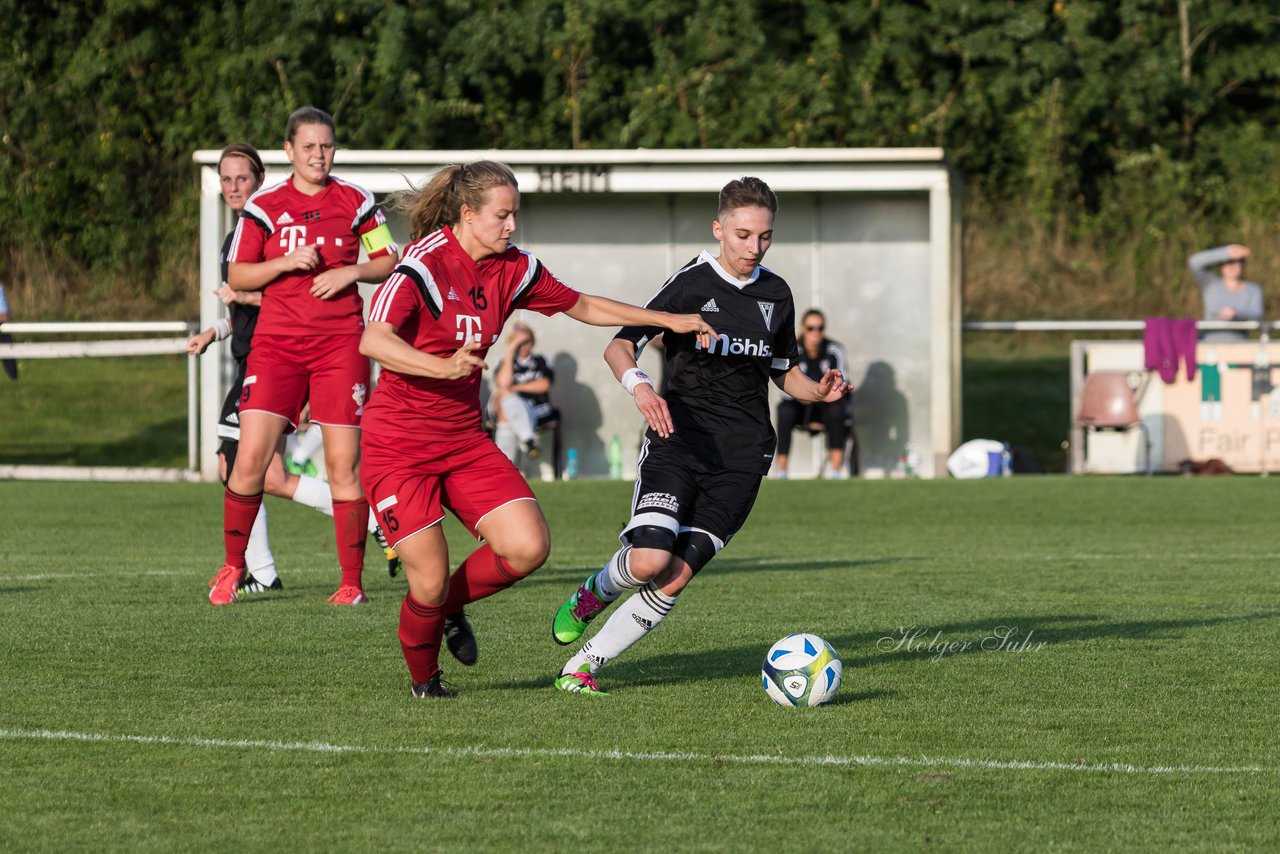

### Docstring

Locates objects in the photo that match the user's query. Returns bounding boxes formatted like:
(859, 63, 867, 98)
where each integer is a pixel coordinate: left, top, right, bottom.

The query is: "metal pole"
(1259, 328, 1270, 478)
(188, 331, 198, 475)
(1069, 340, 1085, 474)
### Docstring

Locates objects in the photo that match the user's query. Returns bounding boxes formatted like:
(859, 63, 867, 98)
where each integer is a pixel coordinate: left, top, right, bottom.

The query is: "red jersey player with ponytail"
(208, 106, 399, 606)
(359, 160, 714, 699)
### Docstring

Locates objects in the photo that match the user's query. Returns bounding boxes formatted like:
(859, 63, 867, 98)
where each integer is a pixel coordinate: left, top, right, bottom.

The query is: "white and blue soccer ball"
(761, 633, 842, 707)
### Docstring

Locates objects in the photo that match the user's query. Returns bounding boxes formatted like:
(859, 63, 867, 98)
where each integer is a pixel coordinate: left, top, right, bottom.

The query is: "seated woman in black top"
(775, 309, 850, 479)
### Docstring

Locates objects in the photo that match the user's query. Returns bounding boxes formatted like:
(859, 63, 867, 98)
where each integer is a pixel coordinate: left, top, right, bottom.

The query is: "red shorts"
(361, 431, 536, 548)
(241, 334, 369, 431)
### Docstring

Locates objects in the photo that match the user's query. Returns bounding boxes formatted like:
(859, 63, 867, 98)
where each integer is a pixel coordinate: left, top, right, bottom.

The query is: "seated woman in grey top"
(1188, 244, 1262, 342)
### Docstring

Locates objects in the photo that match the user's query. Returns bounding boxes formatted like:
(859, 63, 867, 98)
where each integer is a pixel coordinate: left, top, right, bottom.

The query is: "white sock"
(291, 474, 377, 536)
(566, 583, 678, 674)
(494, 422, 519, 461)
(291, 424, 324, 466)
(292, 474, 333, 516)
(499, 394, 536, 443)
(245, 504, 278, 583)
(590, 546, 642, 602)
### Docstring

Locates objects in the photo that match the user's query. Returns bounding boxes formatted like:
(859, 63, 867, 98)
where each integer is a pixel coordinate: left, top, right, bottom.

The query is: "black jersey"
(781, 337, 847, 401)
(618, 251, 799, 474)
(219, 229, 260, 363)
(512, 352, 554, 409)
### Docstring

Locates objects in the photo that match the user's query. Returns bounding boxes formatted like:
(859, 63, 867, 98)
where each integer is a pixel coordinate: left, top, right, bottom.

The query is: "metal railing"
(962, 319, 1272, 333)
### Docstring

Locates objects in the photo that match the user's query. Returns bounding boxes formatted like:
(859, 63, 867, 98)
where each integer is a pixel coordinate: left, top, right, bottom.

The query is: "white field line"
(4, 568, 338, 581)
(6, 553, 1280, 582)
(742, 554, 1280, 565)
(0, 727, 1269, 777)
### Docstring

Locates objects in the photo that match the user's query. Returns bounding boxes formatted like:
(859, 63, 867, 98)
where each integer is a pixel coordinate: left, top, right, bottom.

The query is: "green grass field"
(3, 477, 1280, 850)
(0, 355, 189, 468)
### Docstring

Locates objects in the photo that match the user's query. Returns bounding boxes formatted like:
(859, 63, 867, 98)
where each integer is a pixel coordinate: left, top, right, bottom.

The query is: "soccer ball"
(761, 633, 842, 707)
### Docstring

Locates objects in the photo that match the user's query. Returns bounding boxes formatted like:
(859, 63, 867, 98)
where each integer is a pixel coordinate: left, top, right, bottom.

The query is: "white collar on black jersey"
(698, 250, 761, 289)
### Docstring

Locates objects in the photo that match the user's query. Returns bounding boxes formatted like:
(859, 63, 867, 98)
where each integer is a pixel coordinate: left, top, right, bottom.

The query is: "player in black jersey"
(550, 177, 850, 695)
(187, 144, 398, 596)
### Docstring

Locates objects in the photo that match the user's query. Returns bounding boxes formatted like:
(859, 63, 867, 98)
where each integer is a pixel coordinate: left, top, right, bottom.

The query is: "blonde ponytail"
(394, 161, 518, 241)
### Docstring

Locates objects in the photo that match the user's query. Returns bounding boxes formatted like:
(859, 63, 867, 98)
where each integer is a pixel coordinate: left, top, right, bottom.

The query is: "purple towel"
(1143, 317, 1198, 383)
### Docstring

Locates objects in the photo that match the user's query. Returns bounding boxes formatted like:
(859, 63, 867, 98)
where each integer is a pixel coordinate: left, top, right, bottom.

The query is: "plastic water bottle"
(608, 435, 624, 480)
(1001, 445, 1013, 477)
(564, 447, 579, 480)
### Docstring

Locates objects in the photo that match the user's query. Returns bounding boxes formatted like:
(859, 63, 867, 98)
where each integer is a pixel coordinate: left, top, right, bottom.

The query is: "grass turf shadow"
(499, 610, 1280, 692)
(0, 415, 188, 468)
(516, 555, 926, 588)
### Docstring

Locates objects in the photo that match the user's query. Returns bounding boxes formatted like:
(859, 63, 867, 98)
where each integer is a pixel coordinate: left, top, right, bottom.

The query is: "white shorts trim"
(236, 408, 298, 433)
(473, 496, 539, 539)
(388, 514, 448, 550)
(307, 419, 361, 430)
(620, 511, 680, 545)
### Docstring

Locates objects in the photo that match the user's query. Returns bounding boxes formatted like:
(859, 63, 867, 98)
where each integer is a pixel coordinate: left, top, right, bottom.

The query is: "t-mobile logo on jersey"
(455, 314, 482, 343)
(278, 225, 307, 253)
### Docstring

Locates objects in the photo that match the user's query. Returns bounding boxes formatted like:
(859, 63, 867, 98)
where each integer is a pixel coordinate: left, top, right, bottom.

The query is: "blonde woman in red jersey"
(359, 161, 714, 698)
(209, 106, 399, 606)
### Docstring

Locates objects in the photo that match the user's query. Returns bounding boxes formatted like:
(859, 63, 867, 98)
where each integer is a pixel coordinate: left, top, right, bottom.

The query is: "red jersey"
(363, 226, 580, 442)
(229, 175, 397, 336)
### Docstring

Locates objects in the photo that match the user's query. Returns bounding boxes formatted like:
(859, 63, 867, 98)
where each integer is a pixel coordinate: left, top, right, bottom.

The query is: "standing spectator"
(0, 279, 16, 380)
(491, 321, 556, 463)
(358, 159, 713, 699)
(1189, 244, 1262, 342)
(207, 106, 399, 607)
(773, 308, 851, 479)
(549, 177, 850, 696)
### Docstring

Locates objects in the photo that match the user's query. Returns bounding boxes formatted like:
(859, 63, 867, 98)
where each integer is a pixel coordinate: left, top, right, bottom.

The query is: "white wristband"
(621, 367, 653, 396)
(213, 318, 232, 341)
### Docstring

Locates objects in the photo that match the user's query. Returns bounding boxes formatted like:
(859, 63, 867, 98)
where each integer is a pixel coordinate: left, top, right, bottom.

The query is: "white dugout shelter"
(194, 148, 961, 480)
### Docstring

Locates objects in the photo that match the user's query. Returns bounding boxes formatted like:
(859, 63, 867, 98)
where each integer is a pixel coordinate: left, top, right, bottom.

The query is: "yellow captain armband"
(361, 224, 394, 255)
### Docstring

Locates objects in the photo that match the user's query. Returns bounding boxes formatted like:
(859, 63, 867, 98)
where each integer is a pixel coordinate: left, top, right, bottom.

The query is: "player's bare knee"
(326, 466, 358, 490)
(624, 525, 678, 581)
(499, 537, 549, 576)
(406, 571, 448, 605)
(227, 468, 266, 495)
(655, 561, 694, 595)
(262, 467, 290, 497)
(627, 547, 674, 582)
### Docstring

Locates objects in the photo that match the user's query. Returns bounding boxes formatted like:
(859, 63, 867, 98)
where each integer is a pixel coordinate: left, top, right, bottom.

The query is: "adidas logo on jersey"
(277, 211, 295, 224)
(447, 287, 461, 301)
(700, 298, 720, 313)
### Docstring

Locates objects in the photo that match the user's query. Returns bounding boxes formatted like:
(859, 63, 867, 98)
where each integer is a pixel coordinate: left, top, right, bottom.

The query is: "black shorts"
(217, 360, 247, 479)
(622, 438, 763, 554)
(217, 359, 247, 446)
